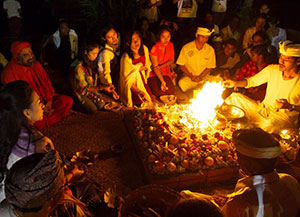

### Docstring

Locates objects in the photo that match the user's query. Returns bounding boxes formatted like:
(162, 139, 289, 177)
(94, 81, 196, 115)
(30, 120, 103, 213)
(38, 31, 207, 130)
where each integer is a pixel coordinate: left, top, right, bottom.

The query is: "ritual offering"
(125, 82, 242, 186)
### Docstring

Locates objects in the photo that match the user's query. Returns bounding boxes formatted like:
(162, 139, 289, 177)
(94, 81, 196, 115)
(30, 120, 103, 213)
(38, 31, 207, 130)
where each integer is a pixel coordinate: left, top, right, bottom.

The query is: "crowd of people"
(1, 0, 300, 216)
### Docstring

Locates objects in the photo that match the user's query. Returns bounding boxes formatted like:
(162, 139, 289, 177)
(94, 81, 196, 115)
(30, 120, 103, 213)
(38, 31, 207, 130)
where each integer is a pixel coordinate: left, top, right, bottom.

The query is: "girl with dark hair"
(97, 25, 121, 98)
(120, 30, 153, 107)
(70, 39, 117, 113)
(148, 25, 176, 99)
(0, 80, 54, 202)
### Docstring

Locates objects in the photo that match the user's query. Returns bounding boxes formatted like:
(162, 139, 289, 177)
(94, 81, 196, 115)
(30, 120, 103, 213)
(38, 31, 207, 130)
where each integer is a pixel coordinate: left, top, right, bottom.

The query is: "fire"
(189, 82, 225, 125)
(156, 82, 225, 137)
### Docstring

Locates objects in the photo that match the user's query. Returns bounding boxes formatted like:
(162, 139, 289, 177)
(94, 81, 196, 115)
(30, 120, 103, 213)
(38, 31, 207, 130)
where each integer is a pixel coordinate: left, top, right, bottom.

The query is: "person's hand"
(160, 81, 168, 92)
(34, 136, 55, 153)
(222, 80, 236, 88)
(103, 84, 115, 93)
(138, 91, 150, 102)
(44, 101, 54, 115)
(222, 69, 230, 80)
(139, 65, 148, 72)
(112, 90, 119, 100)
(276, 98, 290, 110)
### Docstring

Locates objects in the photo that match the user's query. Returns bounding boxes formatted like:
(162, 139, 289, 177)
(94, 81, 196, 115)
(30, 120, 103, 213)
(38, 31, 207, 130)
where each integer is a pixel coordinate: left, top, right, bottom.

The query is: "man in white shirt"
(224, 41, 300, 133)
(177, 27, 216, 92)
(3, 0, 22, 35)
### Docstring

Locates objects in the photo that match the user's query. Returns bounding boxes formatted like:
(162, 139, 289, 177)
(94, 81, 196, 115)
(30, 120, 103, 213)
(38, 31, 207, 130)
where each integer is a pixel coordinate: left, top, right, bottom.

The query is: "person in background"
(0, 81, 55, 203)
(234, 45, 271, 101)
(177, 27, 216, 93)
(267, 16, 287, 53)
(220, 16, 241, 46)
(210, 38, 240, 78)
(70, 39, 117, 114)
(211, 0, 227, 26)
(202, 11, 222, 51)
(0, 52, 8, 72)
(0, 151, 91, 217)
(120, 30, 152, 107)
(242, 14, 267, 50)
(222, 128, 300, 217)
(3, 0, 22, 36)
(224, 41, 300, 133)
(97, 25, 120, 98)
(140, 0, 162, 24)
(40, 19, 78, 93)
(148, 25, 175, 99)
(1, 41, 73, 130)
(137, 17, 157, 50)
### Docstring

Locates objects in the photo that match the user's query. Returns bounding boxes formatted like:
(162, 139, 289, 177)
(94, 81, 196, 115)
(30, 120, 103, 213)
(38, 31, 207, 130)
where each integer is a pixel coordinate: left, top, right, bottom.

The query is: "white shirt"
(176, 41, 216, 76)
(3, 0, 21, 18)
(177, 0, 198, 18)
(212, 0, 227, 13)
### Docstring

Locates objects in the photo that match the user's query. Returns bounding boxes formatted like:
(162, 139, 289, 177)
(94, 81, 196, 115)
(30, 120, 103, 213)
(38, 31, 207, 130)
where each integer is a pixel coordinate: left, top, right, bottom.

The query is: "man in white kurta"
(177, 27, 216, 92)
(224, 41, 300, 133)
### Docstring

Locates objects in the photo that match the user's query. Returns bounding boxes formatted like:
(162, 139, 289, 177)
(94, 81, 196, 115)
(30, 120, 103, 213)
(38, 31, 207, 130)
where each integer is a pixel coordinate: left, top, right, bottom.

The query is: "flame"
(157, 82, 225, 137)
(189, 82, 224, 126)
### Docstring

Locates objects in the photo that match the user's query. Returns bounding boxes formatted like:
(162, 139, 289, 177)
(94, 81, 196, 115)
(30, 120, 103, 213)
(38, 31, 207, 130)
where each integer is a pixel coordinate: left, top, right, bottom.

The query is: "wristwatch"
(289, 104, 295, 111)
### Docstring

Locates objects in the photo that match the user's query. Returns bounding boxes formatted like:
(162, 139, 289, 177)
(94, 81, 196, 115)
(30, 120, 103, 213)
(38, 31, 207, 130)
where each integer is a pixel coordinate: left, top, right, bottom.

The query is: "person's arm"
(276, 99, 300, 112)
(223, 79, 248, 88)
(150, 54, 168, 91)
(179, 65, 195, 80)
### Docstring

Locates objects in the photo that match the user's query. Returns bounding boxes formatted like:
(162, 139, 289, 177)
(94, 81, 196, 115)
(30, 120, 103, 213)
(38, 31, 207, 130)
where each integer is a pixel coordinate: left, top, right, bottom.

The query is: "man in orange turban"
(1, 40, 73, 129)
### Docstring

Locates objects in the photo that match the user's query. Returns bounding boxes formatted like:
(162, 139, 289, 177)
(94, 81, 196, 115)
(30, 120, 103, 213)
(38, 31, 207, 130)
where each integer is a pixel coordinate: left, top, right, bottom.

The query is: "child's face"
(105, 29, 119, 47)
(160, 30, 171, 45)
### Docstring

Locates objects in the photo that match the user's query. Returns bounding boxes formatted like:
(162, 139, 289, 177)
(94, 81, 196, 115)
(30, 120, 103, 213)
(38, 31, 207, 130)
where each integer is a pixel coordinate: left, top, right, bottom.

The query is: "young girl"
(0, 80, 54, 202)
(120, 30, 153, 107)
(70, 39, 117, 113)
(98, 25, 121, 96)
(148, 25, 175, 98)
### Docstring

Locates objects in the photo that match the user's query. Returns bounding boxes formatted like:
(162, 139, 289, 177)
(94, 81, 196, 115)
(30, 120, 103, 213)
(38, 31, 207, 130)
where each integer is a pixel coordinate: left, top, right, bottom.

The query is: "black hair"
(167, 198, 223, 217)
(252, 30, 269, 44)
(251, 44, 269, 61)
(78, 37, 100, 76)
(223, 38, 237, 48)
(156, 25, 172, 42)
(58, 18, 69, 27)
(123, 30, 144, 60)
(0, 81, 34, 183)
(99, 24, 116, 46)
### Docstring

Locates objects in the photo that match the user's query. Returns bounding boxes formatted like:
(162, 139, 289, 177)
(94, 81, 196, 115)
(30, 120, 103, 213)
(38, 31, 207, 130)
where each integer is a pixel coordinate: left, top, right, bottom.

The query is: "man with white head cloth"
(222, 128, 300, 217)
(177, 27, 216, 93)
(224, 41, 300, 133)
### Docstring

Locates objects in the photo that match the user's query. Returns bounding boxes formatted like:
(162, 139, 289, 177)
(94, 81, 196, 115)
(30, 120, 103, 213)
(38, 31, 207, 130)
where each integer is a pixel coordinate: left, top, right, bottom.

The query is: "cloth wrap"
(5, 150, 65, 212)
(10, 41, 31, 59)
(279, 40, 300, 57)
(232, 129, 281, 159)
(196, 27, 214, 36)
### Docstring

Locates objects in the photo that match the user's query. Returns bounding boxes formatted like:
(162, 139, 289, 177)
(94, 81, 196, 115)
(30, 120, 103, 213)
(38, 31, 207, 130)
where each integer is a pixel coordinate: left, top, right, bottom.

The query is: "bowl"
(216, 104, 245, 121)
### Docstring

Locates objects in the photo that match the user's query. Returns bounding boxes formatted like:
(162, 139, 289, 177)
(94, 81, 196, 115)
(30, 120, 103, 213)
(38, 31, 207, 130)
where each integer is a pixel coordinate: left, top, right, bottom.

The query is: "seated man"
(224, 41, 300, 133)
(181, 128, 300, 217)
(1, 40, 73, 130)
(177, 27, 216, 93)
(0, 150, 91, 217)
(40, 19, 78, 93)
(210, 38, 240, 77)
(222, 128, 300, 217)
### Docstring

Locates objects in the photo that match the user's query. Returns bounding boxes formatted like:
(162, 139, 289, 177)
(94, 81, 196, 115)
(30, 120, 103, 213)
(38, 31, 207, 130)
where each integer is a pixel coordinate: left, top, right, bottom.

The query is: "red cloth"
(10, 41, 30, 59)
(1, 60, 73, 129)
(1, 60, 55, 104)
(149, 41, 174, 78)
(34, 94, 73, 130)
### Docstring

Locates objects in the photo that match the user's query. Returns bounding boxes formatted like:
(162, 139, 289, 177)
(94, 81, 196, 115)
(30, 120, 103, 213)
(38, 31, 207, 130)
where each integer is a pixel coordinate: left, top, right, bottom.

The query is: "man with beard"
(1, 40, 73, 130)
(223, 41, 300, 133)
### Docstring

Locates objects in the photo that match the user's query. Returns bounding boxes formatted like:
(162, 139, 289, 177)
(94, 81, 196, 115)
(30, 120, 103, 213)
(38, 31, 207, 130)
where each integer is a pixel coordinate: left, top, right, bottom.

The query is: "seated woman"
(120, 30, 152, 107)
(148, 25, 175, 99)
(235, 44, 270, 101)
(0, 80, 55, 203)
(98, 25, 121, 96)
(70, 39, 117, 114)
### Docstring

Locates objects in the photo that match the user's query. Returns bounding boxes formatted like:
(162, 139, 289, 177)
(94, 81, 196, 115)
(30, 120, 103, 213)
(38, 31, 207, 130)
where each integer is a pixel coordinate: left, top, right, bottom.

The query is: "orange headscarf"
(10, 41, 31, 59)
